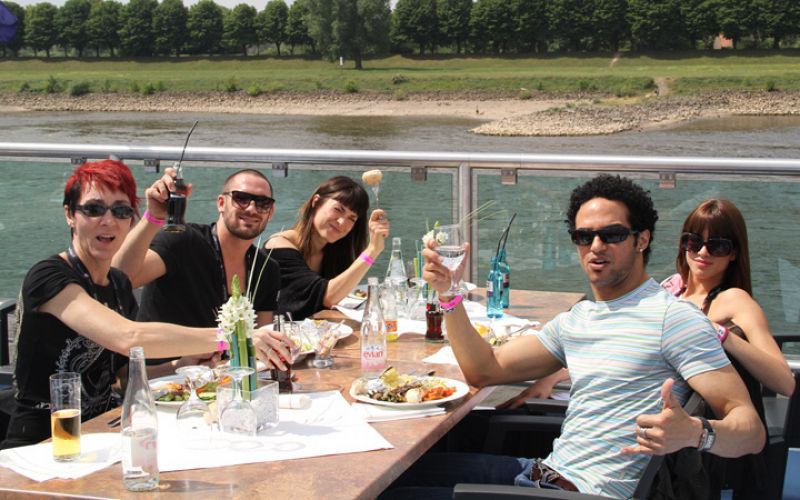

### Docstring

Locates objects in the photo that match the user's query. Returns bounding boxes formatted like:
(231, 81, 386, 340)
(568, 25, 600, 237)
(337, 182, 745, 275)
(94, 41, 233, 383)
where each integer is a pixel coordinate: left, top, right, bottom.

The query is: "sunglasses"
(680, 232, 734, 257)
(224, 190, 275, 213)
(75, 202, 135, 220)
(569, 224, 637, 246)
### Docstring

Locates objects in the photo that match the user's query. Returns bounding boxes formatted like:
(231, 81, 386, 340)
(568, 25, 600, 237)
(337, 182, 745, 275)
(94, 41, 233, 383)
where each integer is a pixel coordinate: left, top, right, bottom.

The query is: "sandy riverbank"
(2, 90, 799, 136)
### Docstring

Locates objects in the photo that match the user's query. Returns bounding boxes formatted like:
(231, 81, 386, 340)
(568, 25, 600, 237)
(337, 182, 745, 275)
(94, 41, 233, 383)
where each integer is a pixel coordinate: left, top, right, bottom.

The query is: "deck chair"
(456, 393, 703, 500)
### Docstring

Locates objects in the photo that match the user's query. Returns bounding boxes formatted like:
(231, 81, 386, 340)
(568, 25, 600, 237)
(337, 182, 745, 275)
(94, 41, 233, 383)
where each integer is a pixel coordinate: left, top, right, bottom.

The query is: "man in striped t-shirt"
(387, 174, 764, 499)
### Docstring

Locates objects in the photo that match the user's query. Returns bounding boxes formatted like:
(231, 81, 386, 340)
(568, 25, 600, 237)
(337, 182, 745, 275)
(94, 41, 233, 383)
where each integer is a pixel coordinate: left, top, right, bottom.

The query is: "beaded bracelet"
(143, 210, 165, 226)
(439, 294, 463, 313)
(359, 252, 375, 266)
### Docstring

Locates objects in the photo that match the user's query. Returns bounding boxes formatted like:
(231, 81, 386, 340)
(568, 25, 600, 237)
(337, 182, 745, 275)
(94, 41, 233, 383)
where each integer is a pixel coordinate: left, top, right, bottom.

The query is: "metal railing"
(3, 142, 800, 284)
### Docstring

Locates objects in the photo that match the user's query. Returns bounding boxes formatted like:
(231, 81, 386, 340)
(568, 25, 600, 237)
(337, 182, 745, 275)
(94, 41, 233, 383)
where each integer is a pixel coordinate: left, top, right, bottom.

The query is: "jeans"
(378, 452, 564, 500)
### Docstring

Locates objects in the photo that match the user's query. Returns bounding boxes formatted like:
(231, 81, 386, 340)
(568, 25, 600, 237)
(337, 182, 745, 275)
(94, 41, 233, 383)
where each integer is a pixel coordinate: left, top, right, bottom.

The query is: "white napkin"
(279, 393, 311, 409)
(350, 403, 445, 422)
(422, 346, 459, 365)
(0, 433, 121, 482)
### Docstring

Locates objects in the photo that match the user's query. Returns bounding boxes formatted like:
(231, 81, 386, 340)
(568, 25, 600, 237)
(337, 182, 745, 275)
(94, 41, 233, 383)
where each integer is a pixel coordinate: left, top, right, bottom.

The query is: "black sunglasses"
(569, 224, 637, 246)
(680, 232, 734, 257)
(75, 202, 135, 220)
(224, 190, 275, 213)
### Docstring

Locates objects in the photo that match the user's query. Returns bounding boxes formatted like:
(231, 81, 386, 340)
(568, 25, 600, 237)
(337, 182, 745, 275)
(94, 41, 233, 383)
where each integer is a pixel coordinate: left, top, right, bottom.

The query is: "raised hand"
(620, 378, 700, 456)
(422, 239, 470, 295)
(144, 166, 193, 220)
(367, 209, 389, 254)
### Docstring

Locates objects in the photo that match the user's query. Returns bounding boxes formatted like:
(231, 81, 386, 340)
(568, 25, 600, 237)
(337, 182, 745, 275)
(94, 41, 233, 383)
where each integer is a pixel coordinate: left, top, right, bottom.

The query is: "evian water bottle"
(121, 347, 159, 491)
(360, 277, 387, 378)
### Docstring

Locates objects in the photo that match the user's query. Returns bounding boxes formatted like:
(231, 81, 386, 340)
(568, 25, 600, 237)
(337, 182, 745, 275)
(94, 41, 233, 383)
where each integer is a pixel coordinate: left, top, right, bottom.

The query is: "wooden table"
(0, 289, 584, 499)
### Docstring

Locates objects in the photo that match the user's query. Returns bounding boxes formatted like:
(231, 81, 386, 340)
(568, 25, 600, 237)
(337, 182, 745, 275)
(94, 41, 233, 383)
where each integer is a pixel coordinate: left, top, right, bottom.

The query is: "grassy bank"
(2, 52, 800, 96)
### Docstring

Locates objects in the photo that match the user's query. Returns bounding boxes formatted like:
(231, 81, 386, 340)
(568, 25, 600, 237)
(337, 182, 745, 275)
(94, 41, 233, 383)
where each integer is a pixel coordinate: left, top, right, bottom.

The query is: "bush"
(224, 77, 239, 92)
(141, 82, 155, 95)
(69, 81, 91, 96)
(44, 76, 63, 94)
(344, 80, 359, 93)
(518, 89, 532, 100)
(247, 84, 263, 97)
(129, 81, 140, 93)
(766, 80, 777, 92)
(392, 74, 407, 85)
(536, 81, 544, 91)
(101, 80, 117, 93)
(393, 89, 407, 101)
(18, 81, 30, 92)
(155, 81, 167, 92)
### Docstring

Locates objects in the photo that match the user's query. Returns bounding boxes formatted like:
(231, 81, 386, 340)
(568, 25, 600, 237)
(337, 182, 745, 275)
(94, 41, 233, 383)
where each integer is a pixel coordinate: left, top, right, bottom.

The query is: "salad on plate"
(351, 367, 458, 404)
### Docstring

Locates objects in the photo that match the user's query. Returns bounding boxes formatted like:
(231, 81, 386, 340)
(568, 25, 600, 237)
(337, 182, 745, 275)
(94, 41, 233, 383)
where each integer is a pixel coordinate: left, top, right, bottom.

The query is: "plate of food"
(150, 372, 232, 407)
(350, 367, 469, 408)
(347, 288, 368, 301)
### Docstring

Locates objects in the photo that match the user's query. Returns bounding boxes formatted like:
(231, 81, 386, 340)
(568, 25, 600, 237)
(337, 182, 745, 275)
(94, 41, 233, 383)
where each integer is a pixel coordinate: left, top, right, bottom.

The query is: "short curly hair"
(565, 174, 659, 264)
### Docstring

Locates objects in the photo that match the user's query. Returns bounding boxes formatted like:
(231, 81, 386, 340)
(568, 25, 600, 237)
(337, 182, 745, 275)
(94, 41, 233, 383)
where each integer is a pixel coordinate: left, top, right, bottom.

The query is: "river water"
(2, 110, 800, 338)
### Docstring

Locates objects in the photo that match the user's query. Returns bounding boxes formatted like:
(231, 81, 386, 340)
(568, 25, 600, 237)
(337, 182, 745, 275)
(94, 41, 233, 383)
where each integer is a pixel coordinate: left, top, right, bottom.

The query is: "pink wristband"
(216, 339, 229, 353)
(143, 210, 165, 226)
(359, 252, 375, 266)
(715, 325, 729, 344)
(439, 294, 463, 313)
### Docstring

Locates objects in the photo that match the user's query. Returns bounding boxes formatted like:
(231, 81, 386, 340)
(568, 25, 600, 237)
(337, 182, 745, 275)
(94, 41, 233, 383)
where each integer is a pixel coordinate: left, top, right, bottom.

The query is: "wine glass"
(219, 366, 257, 436)
(175, 366, 213, 443)
(433, 223, 467, 295)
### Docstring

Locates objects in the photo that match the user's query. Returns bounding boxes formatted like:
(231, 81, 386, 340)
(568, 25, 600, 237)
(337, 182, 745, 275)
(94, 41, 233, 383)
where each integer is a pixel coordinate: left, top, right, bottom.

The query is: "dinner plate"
(349, 377, 469, 409)
(149, 374, 185, 407)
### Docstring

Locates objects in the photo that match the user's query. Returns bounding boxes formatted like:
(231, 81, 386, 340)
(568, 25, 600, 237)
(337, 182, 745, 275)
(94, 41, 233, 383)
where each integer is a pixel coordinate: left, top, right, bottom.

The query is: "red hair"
(63, 160, 139, 215)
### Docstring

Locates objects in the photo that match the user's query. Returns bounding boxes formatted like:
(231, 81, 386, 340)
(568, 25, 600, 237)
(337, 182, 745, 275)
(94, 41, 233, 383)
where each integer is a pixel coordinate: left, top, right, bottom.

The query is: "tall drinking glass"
(433, 224, 467, 295)
(219, 366, 257, 436)
(49, 372, 81, 462)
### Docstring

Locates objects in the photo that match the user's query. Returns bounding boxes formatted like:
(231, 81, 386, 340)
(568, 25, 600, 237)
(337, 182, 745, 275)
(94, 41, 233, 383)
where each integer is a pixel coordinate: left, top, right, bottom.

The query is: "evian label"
(361, 345, 386, 374)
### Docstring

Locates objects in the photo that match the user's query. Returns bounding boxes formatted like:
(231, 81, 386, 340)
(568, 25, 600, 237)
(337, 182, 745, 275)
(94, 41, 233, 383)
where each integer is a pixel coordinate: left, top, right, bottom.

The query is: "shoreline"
(2, 90, 800, 136)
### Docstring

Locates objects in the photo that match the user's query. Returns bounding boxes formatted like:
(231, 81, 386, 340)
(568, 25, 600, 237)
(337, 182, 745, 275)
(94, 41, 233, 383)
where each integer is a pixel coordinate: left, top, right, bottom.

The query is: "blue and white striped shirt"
(534, 278, 729, 498)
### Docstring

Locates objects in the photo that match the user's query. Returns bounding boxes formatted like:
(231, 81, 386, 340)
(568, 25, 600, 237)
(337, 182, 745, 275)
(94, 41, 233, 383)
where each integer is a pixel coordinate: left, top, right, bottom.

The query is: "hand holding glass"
(433, 224, 467, 295)
(49, 372, 81, 462)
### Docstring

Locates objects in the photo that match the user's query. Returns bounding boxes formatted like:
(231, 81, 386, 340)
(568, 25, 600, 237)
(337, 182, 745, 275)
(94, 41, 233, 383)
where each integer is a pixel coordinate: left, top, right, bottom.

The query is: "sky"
(9, 0, 399, 9)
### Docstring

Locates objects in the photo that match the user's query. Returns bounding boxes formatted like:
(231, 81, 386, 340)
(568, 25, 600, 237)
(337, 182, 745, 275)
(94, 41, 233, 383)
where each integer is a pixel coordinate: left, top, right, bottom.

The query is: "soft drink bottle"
(360, 277, 387, 378)
(385, 237, 407, 285)
(486, 256, 503, 318)
(498, 248, 510, 309)
(382, 279, 399, 342)
(121, 347, 159, 491)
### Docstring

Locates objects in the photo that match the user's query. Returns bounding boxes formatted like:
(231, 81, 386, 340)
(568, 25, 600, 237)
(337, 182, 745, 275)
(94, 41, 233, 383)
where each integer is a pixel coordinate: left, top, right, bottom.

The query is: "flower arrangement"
(217, 274, 258, 393)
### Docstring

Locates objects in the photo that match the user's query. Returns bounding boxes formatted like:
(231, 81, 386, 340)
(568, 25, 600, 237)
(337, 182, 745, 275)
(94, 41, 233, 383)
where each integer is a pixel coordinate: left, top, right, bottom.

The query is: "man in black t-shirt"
(114, 168, 289, 368)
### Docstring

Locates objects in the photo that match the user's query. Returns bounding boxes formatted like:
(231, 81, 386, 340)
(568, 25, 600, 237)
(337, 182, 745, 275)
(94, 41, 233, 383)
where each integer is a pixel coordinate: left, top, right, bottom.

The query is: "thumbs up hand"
(620, 378, 701, 456)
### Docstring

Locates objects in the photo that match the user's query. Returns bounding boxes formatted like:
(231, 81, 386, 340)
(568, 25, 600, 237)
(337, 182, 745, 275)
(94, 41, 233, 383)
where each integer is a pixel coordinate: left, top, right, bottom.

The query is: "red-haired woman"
(265, 176, 389, 320)
(662, 198, 794, 496)
(1, 160, 283, 449)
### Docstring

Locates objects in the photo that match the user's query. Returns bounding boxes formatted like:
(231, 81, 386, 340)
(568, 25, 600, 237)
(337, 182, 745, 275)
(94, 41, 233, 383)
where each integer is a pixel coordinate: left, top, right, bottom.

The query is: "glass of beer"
(49, 372, 81, 462)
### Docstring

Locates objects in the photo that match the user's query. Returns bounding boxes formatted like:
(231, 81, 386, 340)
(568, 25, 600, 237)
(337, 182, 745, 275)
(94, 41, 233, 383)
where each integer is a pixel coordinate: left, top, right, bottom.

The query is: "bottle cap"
(368, 277, 378, 286)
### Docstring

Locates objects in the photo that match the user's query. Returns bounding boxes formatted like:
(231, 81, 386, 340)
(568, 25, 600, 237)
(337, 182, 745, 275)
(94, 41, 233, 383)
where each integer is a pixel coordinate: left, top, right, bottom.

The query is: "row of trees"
(2, 0, 800, 63)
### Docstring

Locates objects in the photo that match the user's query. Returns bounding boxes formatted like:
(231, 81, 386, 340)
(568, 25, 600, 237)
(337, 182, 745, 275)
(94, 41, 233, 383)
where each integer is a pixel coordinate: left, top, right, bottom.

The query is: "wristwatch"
(697, 417, 716, 452)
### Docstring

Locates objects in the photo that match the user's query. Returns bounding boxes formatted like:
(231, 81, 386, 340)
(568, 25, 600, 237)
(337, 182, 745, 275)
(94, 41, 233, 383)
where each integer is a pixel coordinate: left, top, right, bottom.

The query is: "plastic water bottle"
(385, 237, 407, 285)
(121, 347, 159, 491)
(498, 248, 510, 309)
(361, 277, 387, 378)
(382, 279, 399, 342)
(486, 256, 503, 318)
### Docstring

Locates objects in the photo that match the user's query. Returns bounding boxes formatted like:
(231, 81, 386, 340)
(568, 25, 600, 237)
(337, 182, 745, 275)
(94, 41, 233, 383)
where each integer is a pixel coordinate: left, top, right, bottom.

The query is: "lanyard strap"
(66, 246, 124, 315)
(210, 223, 255, 303)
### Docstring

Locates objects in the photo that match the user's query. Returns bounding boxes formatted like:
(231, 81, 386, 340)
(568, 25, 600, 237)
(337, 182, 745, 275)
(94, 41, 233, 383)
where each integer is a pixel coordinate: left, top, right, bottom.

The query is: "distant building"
(713, 34, 734, 49)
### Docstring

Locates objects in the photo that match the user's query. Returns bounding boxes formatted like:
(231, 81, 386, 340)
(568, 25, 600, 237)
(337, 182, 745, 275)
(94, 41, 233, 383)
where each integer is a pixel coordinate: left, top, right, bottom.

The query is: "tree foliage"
(187, 0, 224, 54)
(259, 0, 288, 56)
(152, 0, 188, 56)
(287, 0, 313, 54)
(331, 0, 390, 69)
(470, 0, 514, 54)
(223, 3, 256, 55)
(593, 0, 629, 51)
(627, 0, 687, 50)
(56, 0, 91, 56)
(86, 0, 121, 57)
(119, 0, 157, 56)
(436, 0, 471, 54)
(24, 2, 58, 57)
(511, 0, 548, 53)
(392, 0, 438, 55)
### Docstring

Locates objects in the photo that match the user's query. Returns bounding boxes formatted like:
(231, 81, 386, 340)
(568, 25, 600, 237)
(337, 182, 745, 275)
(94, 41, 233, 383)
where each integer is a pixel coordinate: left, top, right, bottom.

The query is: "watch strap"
(697, 416, 715, 452)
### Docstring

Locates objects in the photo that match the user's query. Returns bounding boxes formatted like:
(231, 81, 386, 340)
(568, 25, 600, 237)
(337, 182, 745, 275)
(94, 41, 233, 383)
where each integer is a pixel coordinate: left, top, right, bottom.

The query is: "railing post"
(457, 162, 473, 284)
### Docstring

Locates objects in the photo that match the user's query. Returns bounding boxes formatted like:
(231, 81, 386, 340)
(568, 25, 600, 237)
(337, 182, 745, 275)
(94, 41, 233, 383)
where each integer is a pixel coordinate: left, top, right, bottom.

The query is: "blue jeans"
(378, 452, 559, 500)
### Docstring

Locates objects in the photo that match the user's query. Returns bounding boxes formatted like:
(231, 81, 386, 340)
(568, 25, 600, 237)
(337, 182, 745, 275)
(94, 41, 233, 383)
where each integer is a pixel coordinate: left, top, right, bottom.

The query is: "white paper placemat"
(350, 403, 445, 422)
(157, 390, 393, 472)
(0, 432, 121, 482)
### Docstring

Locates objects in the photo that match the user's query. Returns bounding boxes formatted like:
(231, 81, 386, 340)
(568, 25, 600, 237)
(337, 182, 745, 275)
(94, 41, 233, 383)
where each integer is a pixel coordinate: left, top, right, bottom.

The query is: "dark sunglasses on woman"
(569, 224, 637, 246)
(75, 202, 135, 220)
(680, 232, 734, 257)
(224, 190, 275, 213)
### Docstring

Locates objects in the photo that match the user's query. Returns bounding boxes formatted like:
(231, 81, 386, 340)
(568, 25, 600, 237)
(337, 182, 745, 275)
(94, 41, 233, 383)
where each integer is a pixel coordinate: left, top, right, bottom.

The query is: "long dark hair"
(294, 176, 369, 278)
(676, 199, 751, 294)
